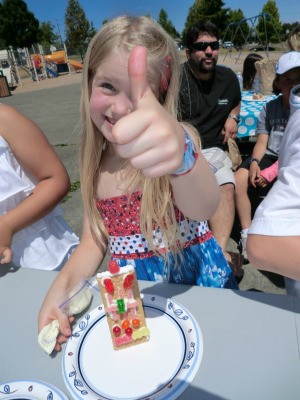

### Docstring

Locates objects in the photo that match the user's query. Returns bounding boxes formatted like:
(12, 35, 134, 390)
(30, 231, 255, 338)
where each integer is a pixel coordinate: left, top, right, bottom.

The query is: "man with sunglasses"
(179, 21, 242, 279)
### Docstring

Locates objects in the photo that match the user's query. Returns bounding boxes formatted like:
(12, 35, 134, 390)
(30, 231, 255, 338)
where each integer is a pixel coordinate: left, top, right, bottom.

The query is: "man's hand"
(222, 117, 238, 143)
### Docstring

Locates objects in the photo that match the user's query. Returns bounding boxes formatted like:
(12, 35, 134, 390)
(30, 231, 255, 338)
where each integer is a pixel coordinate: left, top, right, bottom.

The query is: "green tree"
(224, 9, 248, 48)
(281, 22, 299, 41)
(158, 9, 180, 39)
(182, 0, 228, 45)
(257, 0, 282, 44)
(88, 21, 97, 40)
(38, 22, 60, 53)
(0, 0, 39, 48)
(65, 0, 90, 59)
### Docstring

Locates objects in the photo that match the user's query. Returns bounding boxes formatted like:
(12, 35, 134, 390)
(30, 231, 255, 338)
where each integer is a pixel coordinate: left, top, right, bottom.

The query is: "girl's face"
(278, 67, 300, 98)
(89, 50, 133, 145)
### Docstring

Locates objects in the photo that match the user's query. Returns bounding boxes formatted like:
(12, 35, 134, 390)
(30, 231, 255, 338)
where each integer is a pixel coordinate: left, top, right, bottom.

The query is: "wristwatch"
(249, 156, 259, 165)
(228, 113, 241, 124)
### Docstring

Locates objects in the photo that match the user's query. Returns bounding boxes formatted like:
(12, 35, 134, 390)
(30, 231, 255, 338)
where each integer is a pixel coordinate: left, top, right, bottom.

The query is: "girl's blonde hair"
(80, 15, 186, 259)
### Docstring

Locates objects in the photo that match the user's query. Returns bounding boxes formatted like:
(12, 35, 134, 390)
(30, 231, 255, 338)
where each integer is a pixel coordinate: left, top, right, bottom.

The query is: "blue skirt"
(113, 236, 239, 289)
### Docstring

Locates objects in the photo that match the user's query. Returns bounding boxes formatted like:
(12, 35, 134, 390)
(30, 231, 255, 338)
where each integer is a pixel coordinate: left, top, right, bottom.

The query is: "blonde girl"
(39, 16, 238, 353)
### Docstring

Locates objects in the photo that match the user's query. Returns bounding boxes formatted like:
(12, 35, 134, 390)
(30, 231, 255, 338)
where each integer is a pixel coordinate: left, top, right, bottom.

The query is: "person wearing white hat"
(247, 83, 300, 294)
(235, 52, 300, 263)
(275, 51, 300, 74)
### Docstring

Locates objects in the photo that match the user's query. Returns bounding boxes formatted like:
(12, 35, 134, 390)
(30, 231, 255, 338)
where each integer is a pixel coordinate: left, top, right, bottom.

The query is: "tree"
(88, 21, 97, 40)
(65, 0, 90, 58)
(281, 22, 299, 41)
(0, 0, 40, 48)
(158, 9, 180, 39)
(38, 22, 60, 53)
(224, 9, 248, 48)
(257, 0, 282, 43)
(182, 0, 228, 45)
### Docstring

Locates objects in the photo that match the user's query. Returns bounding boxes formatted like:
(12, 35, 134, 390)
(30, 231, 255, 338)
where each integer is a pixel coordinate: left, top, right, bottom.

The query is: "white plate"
(62, 294, 203, 400)
(243, 95, 267, 102)
(0, 380, 69, 399)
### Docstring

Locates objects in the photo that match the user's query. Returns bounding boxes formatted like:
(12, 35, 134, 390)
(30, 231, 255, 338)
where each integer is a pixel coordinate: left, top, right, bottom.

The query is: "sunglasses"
(191, 41, 219, 51)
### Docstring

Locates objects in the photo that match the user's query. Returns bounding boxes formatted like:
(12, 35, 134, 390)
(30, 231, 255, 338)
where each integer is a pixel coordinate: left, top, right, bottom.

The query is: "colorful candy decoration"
(116, 298, 126, 313)
(97, 265, 150, 350)
(103, 278, 114, 293)
(121, 320, 130, 329)
(108, 260, 120, 274)
(112, 325, 121, 336)
(132, 318, 140, 328)
(123, 274, 134, 289)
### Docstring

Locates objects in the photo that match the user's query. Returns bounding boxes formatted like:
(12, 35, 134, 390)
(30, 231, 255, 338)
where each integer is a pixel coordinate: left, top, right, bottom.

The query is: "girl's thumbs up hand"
(112, 46, 185, 178)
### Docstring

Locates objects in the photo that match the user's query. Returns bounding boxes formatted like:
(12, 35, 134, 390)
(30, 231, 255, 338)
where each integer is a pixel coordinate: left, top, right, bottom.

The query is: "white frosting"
(97, 264, 134, 279)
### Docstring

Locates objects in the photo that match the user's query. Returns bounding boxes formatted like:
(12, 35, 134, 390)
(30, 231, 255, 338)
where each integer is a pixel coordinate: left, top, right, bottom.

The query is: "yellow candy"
(132, 326, 150, 340)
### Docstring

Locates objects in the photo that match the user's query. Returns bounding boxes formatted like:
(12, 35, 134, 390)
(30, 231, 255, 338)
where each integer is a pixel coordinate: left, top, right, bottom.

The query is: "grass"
(62, 180, 81, 203)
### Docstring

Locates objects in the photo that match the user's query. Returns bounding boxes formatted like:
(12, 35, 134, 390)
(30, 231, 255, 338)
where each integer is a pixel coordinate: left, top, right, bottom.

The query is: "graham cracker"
(97, 265, 150, 351)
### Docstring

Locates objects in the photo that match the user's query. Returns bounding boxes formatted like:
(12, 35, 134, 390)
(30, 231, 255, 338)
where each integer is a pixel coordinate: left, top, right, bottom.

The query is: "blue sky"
(24, 0, 299, 40)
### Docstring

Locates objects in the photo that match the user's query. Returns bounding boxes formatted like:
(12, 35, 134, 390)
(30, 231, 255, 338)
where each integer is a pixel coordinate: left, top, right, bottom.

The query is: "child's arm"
(247, 235, 300, 281)
(0, 104, 70, 263)
(112, 46, 219, 221)
(38, 212, 107, 352)
(259, 160, 279, 183)
(248, 133, 269, 187)
(168, 128, 219, 221)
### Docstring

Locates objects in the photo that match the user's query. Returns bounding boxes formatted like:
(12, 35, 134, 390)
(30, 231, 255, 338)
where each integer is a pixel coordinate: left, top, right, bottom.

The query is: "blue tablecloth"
(238, 91, 276, 139)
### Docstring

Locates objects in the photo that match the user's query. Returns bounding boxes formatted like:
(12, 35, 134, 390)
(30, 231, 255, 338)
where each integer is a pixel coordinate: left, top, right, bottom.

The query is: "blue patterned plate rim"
(0, 379, 69, 400)
(62, 293, 203, 400)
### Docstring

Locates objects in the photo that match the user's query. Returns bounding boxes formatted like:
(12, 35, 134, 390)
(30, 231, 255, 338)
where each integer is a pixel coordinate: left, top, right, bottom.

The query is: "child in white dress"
(0, 104, 79, 270)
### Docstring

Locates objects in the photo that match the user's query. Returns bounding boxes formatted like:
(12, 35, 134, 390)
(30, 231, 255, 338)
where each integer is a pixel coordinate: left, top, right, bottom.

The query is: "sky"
(24, 0, 299, 40)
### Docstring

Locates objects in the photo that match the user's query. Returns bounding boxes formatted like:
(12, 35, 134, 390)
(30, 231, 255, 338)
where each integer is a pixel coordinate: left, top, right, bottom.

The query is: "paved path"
(1, 81, 286, 295)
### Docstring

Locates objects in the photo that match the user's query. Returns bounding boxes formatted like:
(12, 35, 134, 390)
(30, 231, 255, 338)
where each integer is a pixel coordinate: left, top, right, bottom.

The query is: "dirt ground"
(9, 50, 284, 95)
(9, 71, 83, 95)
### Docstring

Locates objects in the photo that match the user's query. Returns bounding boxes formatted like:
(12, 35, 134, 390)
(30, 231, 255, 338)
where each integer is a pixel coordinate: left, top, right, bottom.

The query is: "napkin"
(38, 280, 94, 355)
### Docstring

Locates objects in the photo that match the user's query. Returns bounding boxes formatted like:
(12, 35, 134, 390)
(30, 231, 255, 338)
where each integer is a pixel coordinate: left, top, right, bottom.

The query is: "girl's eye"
(101, 82, 115, 91)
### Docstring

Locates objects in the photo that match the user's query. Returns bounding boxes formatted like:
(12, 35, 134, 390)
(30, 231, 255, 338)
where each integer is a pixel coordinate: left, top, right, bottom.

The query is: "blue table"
(238, 91, 276, 139)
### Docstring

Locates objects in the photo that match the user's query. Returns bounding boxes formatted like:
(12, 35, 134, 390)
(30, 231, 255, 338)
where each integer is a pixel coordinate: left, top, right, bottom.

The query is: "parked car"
(222, 41, 234, 49)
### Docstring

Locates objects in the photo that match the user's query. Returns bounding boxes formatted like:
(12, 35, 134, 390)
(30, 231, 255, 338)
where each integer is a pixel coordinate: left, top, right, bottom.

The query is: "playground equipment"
(2, 44, 84, 88)
(222, 13, 286, 63)
(45, 50, 83, 73)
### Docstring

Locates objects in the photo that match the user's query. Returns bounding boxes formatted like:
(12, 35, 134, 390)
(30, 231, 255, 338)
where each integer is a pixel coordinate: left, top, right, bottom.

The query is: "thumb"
(128, 45, 151, 109)
(0, 247, 13, 264)
(57, 310, 72, 336)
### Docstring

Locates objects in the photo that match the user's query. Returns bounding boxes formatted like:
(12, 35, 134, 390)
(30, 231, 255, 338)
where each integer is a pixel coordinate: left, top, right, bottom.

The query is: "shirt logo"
(218, 98, 229, 105)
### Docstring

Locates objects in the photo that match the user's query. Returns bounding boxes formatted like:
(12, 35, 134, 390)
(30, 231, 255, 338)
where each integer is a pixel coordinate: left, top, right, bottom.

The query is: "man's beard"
(197, 57, 217, 73)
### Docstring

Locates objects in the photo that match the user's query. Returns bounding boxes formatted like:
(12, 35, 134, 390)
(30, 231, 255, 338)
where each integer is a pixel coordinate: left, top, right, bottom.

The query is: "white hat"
(276, 51, 300, 74)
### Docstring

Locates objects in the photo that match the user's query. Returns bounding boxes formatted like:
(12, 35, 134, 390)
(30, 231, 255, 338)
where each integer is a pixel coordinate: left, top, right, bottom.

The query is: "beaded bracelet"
(171, 129, 199, 176)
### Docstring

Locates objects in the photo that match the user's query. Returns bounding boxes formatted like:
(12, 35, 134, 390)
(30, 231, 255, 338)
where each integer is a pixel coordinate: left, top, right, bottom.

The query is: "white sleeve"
(249, 109, 300, 236)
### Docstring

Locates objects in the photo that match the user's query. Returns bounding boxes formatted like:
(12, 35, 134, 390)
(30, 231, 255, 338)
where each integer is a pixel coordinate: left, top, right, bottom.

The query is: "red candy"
(103, 278, 114, 293)
(125, 327, 133, 336)
(112, 325, 121, 336)
(123, 274, 134, 289)
(109, 260, 120, 274)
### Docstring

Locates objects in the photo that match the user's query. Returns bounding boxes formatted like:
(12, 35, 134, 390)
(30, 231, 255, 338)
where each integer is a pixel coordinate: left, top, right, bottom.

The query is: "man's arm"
(222, 102, 241, 142)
